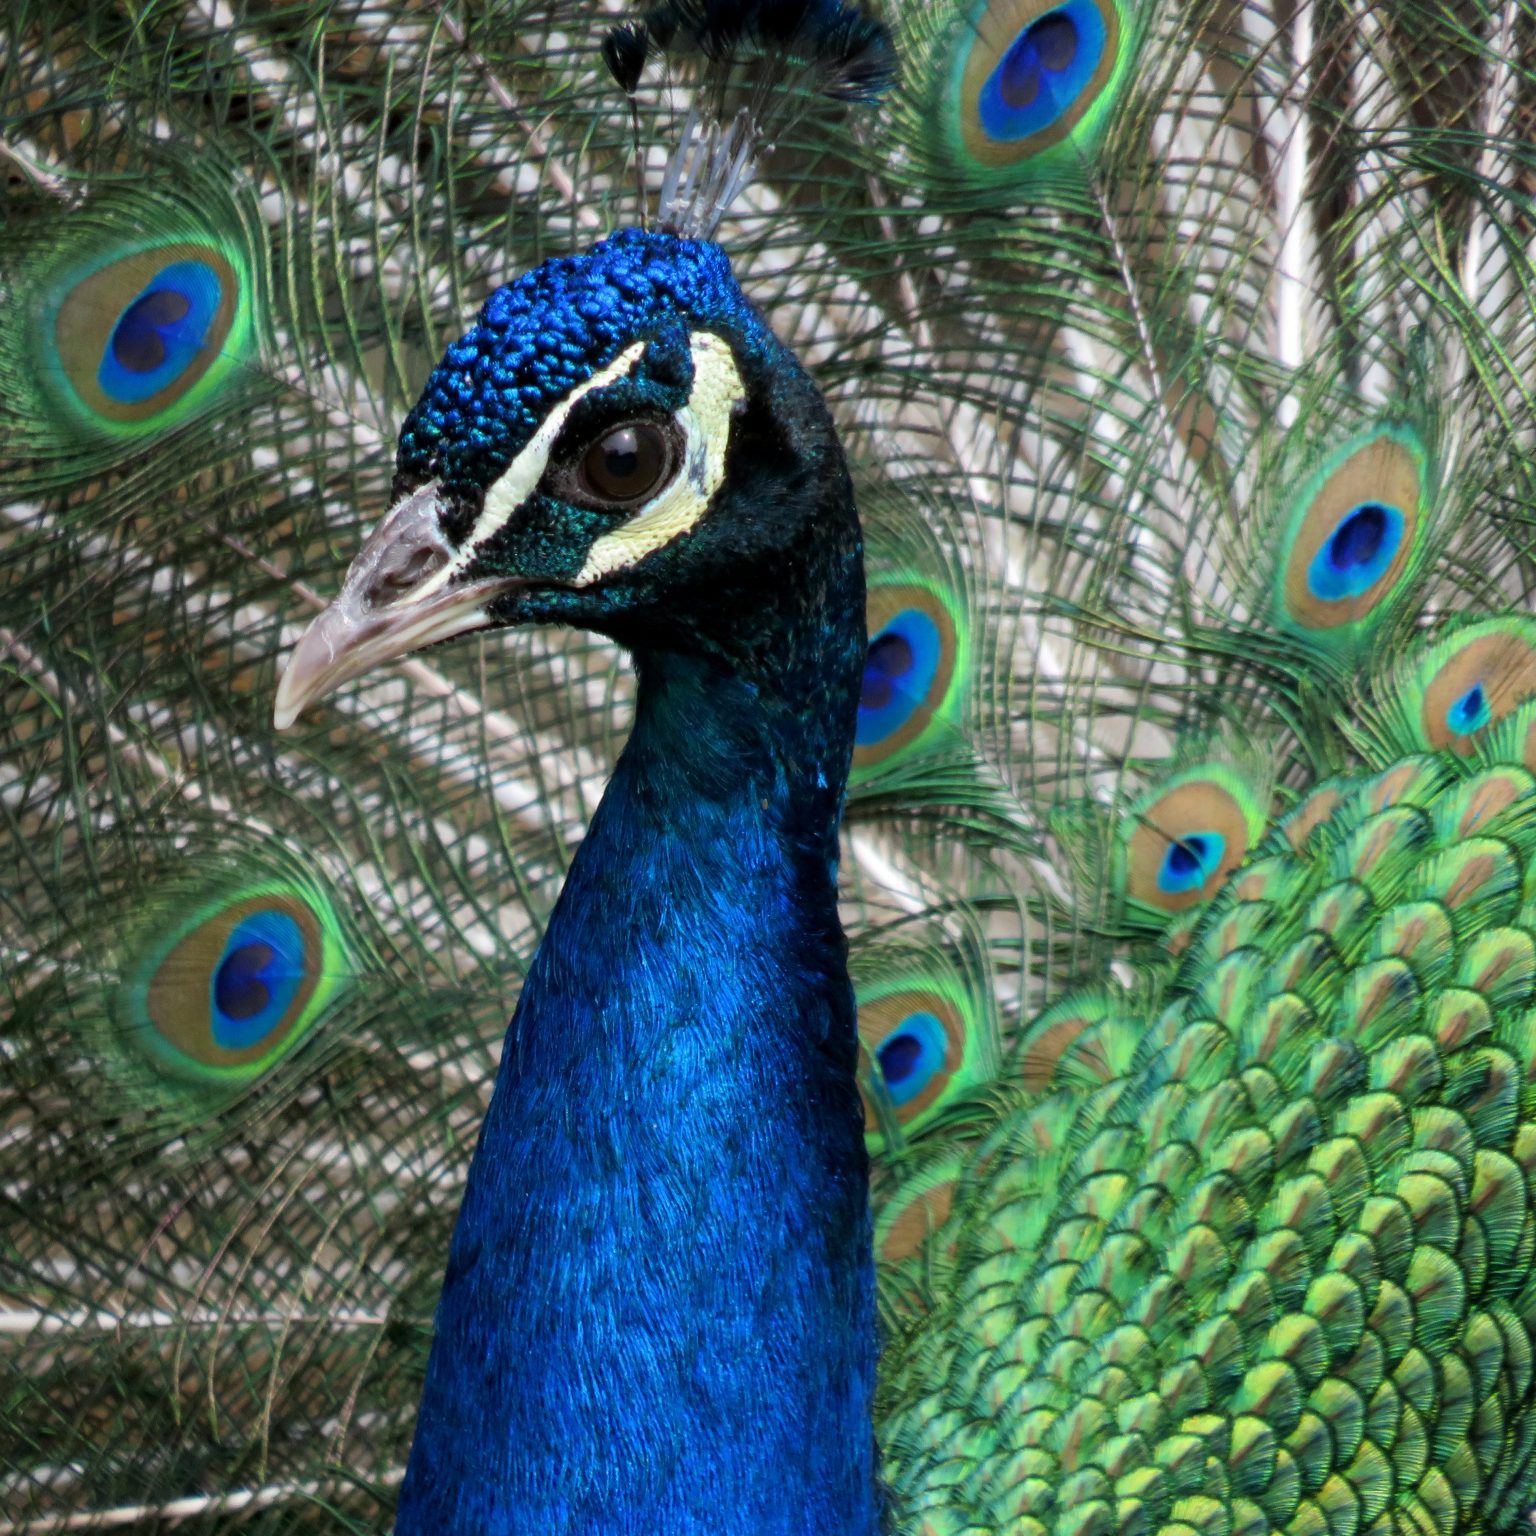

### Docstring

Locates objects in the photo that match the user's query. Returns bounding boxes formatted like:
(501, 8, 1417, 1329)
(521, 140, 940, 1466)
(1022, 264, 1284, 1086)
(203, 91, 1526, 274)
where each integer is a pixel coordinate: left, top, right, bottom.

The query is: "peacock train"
(7, 0, 1536, 1532)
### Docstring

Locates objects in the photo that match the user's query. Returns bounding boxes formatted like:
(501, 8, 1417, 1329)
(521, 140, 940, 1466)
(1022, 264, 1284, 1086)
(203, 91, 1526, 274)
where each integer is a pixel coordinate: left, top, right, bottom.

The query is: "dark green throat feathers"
(16, 1, 1536, 1535)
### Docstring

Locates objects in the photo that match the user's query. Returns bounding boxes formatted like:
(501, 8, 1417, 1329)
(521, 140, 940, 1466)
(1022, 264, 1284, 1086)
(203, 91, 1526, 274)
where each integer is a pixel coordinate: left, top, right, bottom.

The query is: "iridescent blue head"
(275, 229, 858, 726)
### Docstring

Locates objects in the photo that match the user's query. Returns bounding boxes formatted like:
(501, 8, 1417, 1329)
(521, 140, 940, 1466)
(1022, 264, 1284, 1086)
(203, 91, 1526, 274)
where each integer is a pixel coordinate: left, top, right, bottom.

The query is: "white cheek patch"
(574, 330, 745, 586)
(397, 339, 648, 609)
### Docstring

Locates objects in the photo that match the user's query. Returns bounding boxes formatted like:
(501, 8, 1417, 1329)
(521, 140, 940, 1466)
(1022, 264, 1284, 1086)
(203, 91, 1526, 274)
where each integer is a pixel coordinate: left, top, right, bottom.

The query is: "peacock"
(10, 0, 1536, 1530)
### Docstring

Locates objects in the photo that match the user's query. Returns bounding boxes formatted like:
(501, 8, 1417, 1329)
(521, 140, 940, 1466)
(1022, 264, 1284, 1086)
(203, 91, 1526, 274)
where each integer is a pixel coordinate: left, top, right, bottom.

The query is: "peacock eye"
(576, 422, 676, 506)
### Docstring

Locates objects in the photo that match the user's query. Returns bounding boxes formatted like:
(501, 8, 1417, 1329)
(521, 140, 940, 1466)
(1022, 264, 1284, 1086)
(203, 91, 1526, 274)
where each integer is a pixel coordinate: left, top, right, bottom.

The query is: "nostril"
(369, 544, 448, 604)
(398, 546, 446, 586)
(344, 479, 457, 611)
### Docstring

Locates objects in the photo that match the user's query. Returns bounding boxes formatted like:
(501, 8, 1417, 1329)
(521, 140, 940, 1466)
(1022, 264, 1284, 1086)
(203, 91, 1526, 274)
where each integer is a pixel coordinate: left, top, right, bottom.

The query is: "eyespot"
(1409, 618, 1536, 753)
(973, 2, 1108, 147)
(862, 991, 965, 1129)
(2, 183, 263, 467)
(117, 879, 348, 1086)
(48, 244, 248, 433)
(904, 0, 1132, 195)
(1118, 765, 1268, 920)
(576, 421, 678, 507)
(1273, 427, 1429, 650)
(1310, 502, 1401, 599)
(853, 577, 966, 777)
(1447, 683, 1490, 736)
(858, 970, 991, 1148)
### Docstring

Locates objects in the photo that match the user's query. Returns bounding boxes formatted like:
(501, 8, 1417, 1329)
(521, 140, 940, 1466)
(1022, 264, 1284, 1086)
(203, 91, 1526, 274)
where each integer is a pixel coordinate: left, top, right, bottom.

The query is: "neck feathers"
(397, 547, 876, 1534)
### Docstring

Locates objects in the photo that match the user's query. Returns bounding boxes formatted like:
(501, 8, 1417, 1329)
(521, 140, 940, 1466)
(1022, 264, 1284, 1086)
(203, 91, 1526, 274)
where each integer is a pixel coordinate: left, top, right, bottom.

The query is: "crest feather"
(603, 0, 895, 235)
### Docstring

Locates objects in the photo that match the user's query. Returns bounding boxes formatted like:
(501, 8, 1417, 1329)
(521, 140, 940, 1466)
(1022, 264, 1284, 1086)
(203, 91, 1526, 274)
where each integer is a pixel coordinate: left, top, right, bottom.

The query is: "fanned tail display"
(9, 0, 1536, 1531)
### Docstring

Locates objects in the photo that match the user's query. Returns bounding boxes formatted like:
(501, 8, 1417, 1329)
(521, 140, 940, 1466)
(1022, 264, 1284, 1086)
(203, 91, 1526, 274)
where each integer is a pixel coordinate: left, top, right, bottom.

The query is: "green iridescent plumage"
(7, 0, 1536, 1530)
(880, 738, 1536, 1533)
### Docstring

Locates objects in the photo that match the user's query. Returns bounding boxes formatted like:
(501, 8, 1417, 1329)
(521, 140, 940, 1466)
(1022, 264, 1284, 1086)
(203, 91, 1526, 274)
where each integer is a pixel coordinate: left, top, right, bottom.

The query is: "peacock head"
(274, 227, 851, 729)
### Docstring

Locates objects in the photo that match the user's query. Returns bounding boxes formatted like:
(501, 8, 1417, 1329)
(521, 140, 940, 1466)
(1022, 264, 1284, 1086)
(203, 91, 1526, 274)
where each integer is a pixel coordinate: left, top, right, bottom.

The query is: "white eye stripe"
(384, 330, 743, 607)
(401, 339, 648, 607)
(574, 331, 745, 585)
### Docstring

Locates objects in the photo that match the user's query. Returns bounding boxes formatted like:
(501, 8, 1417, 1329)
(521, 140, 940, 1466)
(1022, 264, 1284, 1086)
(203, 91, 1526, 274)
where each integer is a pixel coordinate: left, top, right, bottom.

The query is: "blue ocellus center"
(112, 288, 193, 374)
(997, 11, 1078, 108)
(208, 908, 307, 1052)
(97, 259, 223, 407)
(1156, 832, 1224, 894)
(1306, 500, 1404, 602)
(874, 1010, 949, 1108)
(856, 607, 944, 749)
(1447, 681, 1491, 736)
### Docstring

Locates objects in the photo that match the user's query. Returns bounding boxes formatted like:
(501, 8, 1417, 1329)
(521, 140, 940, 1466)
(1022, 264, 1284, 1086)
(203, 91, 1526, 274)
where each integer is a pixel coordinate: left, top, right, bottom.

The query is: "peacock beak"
(273, 481, 522, 730)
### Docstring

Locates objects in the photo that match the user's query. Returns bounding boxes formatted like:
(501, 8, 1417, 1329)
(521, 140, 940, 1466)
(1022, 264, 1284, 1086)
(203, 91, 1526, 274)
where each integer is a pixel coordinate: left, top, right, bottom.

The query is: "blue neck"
(397, 597, 875, 1533)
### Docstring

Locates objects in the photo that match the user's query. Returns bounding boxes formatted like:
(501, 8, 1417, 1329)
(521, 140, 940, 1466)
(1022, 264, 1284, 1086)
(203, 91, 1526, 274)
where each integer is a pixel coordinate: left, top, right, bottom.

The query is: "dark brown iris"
(578, 422, 673, 505)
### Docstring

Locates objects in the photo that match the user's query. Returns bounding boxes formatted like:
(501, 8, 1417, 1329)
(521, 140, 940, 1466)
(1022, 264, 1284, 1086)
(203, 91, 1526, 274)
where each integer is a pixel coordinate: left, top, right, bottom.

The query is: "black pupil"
(878, 1032, 923, 1086)
(1033, 12, 1079, 71)
(585, 425, 664, 500)
(112, 288, 192, 373)
(1330, 504, 1387, 570)
(215, 942, 276, 1020)
(1167, 836, 1207, 878)
(860, 631, 914, 711)
(999, 12, 1078, 109)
